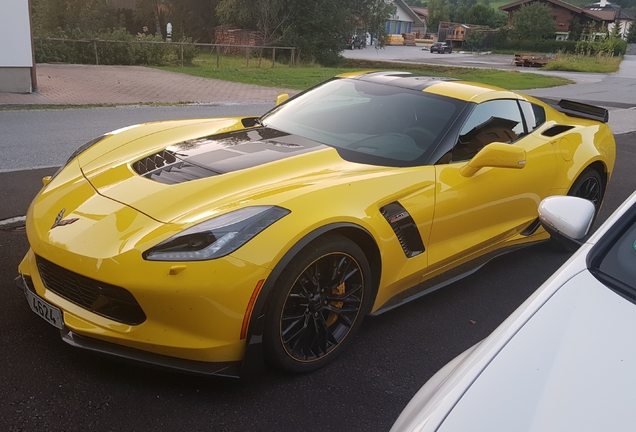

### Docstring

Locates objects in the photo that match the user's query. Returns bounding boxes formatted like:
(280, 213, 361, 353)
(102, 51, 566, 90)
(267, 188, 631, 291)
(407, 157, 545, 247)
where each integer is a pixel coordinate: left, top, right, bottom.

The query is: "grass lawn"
(157, 53, 572, 92)
(543, 53, 623, 73)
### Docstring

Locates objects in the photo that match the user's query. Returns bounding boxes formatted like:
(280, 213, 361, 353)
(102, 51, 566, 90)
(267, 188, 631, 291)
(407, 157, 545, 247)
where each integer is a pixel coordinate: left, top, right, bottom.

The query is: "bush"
(495, 39, 579, 53)
(34, 28, 198, 66)
(575, 35, 626, 57)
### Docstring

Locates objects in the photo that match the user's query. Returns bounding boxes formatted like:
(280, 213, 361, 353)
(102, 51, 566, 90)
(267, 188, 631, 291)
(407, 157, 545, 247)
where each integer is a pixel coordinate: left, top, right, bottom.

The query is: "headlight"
(143, 206, 290, 261)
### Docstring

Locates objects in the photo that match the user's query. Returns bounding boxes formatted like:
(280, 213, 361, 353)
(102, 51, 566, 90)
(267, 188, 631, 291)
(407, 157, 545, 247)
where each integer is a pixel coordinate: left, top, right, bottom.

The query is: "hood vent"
(133, 149, 178, 174)
(132, 150, 219, 185)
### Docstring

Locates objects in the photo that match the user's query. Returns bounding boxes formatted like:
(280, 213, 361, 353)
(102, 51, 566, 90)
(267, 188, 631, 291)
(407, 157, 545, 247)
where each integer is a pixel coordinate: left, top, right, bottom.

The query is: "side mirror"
(459, 143, 526, 177)
(539, 196, 595, 250)
(42, 176, 52, 186)
(275, 93, 289, 106)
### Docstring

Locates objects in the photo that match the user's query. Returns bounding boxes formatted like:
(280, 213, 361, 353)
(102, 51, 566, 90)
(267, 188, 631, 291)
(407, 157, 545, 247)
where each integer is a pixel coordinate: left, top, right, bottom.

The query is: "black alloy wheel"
(552, 168, 605, 252)
(568, 168, 604, 214)
(264, 234, 373, 373)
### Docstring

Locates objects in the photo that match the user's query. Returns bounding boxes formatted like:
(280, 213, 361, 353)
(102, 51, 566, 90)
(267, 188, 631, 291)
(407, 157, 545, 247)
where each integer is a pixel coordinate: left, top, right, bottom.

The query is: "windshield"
(589, 201, 636, 299)
(261, 78, 465, 167)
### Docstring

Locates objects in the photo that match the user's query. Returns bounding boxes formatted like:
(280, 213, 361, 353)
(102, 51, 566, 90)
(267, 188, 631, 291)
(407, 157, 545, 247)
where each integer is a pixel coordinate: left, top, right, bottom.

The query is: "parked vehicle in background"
(391, 191, 636, 432)
(430, 42, 452, 54)
(346, 35, 365, 49)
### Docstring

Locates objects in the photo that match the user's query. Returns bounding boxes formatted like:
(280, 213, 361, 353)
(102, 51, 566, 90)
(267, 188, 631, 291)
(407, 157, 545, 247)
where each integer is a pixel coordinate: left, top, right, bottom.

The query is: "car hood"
(436, 270, 636, 431)
(78, 120, 390, 224)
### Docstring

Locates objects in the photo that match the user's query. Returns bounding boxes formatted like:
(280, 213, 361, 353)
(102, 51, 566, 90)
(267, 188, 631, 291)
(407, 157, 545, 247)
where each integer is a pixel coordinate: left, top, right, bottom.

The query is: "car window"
(262, 78, 466, 167)
(451, 99, 524, 162)
(519, 101, 546, 133)
(592, 209, 636, 292)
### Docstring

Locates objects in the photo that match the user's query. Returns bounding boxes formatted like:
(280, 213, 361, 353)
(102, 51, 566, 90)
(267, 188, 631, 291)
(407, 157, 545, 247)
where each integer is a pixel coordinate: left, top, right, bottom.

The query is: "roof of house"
(499, 0, 582, 14)
(583, 3, 636, 21)
(393, 0, 427, 26)
(499, 0, 603, 21)
(411, 7, 428, 20)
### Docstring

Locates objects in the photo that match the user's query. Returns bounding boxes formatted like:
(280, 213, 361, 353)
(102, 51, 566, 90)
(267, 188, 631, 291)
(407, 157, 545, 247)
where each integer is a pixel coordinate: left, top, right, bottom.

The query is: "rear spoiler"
(552, 99, 609, 123)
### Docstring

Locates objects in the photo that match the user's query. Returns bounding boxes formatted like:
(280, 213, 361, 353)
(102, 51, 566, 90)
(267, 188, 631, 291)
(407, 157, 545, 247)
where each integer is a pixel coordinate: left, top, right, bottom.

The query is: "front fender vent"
(381, 202, 425, 258)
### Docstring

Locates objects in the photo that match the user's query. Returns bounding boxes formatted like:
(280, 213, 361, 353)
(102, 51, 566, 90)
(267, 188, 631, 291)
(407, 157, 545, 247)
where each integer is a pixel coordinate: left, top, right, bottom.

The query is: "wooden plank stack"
(513, 53, 551, 67)
(214, 27, 263, 52)
(402, 33, 417, 46)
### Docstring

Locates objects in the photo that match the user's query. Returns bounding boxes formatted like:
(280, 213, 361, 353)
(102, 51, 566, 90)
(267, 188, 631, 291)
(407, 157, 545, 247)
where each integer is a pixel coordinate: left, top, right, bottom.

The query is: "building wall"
(387, 1, 415, 35)
(0, 0, 34, 93)
(548, 5, 577, 32)
(609, 19, 632, 39)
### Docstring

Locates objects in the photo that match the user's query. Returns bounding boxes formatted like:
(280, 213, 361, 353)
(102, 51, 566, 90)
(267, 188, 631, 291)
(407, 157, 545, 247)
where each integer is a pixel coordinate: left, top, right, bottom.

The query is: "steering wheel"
(403, 127, 437, 150)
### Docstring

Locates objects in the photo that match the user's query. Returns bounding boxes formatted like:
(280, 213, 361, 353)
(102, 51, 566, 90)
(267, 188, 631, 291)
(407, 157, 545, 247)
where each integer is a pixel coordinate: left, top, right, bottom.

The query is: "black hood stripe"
(133, 127, 327, 185)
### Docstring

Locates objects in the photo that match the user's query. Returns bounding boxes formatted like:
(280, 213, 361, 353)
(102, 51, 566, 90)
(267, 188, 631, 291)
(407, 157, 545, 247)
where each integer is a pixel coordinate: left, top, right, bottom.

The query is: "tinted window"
(262, 78, 465, 166)
(451, 99, 524, 162)
(594, 211, 636, 291)
(519, 101, 546, 133)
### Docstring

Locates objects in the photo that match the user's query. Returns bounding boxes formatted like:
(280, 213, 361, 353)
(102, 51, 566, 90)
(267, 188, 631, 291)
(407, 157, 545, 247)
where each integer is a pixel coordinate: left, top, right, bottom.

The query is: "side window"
(451, 100, 524, 162)
(519, 100, 546, 133)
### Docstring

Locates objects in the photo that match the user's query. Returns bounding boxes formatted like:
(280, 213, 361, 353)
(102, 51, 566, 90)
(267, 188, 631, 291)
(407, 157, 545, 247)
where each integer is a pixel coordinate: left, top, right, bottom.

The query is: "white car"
(392, 191, 636, 432)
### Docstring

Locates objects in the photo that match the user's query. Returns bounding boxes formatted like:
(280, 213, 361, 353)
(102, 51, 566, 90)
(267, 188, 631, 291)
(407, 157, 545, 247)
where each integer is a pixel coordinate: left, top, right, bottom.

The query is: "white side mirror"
(539, 196, 595, 240)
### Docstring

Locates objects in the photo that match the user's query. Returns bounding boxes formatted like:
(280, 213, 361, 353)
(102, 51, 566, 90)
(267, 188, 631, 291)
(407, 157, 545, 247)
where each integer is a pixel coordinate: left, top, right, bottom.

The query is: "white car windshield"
(593, 206, 636, 291)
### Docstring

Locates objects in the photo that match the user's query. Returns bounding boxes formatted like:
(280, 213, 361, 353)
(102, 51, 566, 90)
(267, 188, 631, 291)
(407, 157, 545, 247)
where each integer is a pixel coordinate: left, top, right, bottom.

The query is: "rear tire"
(567, 168, 604, 214)
(552, 167, 605, 252)
(263, 234, 373, 373)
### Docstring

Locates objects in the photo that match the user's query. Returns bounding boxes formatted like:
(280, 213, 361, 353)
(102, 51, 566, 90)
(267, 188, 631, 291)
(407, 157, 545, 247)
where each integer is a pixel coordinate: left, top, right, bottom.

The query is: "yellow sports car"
(16, 71, 615, 377)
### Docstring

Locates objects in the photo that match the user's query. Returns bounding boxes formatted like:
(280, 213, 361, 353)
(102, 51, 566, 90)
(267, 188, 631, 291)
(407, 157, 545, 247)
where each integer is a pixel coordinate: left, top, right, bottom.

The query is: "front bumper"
(15, 273, 243, 377)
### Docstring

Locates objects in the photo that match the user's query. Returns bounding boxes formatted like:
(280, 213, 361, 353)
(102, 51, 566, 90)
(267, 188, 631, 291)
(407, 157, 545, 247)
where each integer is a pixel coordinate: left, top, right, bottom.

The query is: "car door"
(427, 99, 557, 268)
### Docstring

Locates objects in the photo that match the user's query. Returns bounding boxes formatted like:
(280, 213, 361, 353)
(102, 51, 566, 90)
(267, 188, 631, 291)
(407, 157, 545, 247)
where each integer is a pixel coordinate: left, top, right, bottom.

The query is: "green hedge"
(495, 39, 579, 53)
(34, 29, 197, 66)
(495, 34, 626, 56)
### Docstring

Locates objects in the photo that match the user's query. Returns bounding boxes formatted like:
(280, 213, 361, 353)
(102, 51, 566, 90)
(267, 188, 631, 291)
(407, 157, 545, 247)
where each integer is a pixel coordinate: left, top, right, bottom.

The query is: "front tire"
(264, 234, 373, 373)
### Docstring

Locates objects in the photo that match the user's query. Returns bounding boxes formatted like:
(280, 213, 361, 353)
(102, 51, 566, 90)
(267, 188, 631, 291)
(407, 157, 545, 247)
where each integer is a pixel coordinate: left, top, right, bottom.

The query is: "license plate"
(24, 285, 63, 329)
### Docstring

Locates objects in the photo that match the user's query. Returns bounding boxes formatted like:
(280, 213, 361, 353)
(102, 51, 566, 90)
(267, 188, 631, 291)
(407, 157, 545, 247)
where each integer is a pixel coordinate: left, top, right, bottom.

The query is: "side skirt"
(371, 240, 546, 316)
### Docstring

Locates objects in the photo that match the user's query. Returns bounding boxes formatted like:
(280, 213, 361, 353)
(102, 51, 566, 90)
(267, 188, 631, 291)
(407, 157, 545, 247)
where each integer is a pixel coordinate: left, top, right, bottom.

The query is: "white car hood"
(438, 270, 636, 432)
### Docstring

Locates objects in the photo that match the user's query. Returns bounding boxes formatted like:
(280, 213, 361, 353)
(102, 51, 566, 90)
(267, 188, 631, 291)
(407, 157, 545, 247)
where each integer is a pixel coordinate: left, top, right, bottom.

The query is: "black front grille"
(35, 256, 146, 325)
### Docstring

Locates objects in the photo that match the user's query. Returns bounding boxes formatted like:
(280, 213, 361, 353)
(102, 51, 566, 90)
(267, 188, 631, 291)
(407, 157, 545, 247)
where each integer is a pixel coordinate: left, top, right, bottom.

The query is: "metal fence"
(34, 38, 297, 67)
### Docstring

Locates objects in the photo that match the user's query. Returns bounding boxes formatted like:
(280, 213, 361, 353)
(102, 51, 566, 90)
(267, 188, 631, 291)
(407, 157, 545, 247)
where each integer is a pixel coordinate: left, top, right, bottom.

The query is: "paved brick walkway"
(0, 63, 298, 106)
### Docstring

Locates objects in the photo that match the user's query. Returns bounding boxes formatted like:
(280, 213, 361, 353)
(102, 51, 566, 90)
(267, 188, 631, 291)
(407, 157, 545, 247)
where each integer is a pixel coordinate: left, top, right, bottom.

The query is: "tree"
(627, 20, 636, 43)
(164, 0, 220, 42)
(215, 0, 393, 65)
(352, 0, 395, 43)
(610, 20, 622, 39)
(31, 0, 119, 36)
(464, 3, 506, 28)
(464, 28, 486, 50)
(427, 0, 448, 33)
(569, 17, 582, 41)
(135, 0, 163, 36)
(510, 3, 555, 40)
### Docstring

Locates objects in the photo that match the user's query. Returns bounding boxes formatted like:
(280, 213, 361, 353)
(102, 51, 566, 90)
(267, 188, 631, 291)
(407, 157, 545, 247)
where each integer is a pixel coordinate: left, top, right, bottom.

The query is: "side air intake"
(380, 202, 425, 258)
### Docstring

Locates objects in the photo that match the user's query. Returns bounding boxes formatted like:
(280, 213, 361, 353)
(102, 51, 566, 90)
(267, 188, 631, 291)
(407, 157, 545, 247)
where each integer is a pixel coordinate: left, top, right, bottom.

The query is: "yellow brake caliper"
(326, 282, 345, 326)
